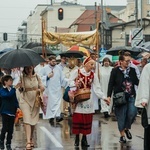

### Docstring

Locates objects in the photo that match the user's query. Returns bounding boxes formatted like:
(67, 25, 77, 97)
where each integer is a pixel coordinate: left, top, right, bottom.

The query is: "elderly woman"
(16, 66, 44, 150)
(69, 57, 109, 148)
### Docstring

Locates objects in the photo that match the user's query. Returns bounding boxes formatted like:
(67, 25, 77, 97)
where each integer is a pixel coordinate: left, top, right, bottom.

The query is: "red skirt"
(72, 113, 93, 135)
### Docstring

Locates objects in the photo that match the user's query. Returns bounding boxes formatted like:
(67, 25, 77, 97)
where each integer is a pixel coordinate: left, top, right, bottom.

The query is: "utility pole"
(135, 0, 138, 28)
(140, 0, 143, 28)
(41, 18, 46, 58)
(95, 2, 97, 30)
(101, 0, 104, 49)
(51, 0, 53, 5)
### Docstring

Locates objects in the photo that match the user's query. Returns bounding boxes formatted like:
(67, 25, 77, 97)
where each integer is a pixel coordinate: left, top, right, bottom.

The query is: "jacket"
(0, 87, 19, 115)
(107, 66, 139, 97)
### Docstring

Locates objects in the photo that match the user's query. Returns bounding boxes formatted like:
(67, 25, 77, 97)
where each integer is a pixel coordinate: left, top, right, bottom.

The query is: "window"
(104, 30, 112, 49)
(145, 35, 150, 42)
(125, 35, 131, 46)
(147, 10, 150, 17)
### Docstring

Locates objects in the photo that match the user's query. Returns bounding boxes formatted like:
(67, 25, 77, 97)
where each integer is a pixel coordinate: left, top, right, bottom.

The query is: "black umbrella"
(0, 48, 15, 55)
(107, 46, 141, 57)
(21, 42, 42, 49)
(140, 42, 150, 51)
(32, 46, 55, 56)
(0, 48, 45, 69)
(132, 42, 150, 53)
(59, 50, 84, 58)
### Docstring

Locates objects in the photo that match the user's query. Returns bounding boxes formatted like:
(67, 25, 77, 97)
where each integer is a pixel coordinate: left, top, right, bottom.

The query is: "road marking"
(40, 126, 63, 148)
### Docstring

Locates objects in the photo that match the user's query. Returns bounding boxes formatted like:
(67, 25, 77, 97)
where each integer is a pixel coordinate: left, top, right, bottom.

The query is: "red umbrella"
(69, 45, 90, 57)
(132, 60, 140, 65)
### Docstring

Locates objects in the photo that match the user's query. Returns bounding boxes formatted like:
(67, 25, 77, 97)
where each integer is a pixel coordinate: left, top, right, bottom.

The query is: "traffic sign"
(132, 28, 143, 39)
(131, 28, 143, 47)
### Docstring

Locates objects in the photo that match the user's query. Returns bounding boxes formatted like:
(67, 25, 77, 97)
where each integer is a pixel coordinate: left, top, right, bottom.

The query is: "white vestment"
(11, 69, 22, 86)
(100, 66, 113, 114)
(40, 64, 68, 119)
(92, 62, 101, 110)
(135, 63, 150, 124)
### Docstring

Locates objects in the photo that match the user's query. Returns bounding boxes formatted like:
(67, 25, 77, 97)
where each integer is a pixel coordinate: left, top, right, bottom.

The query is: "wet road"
(9, 114, 144, 150)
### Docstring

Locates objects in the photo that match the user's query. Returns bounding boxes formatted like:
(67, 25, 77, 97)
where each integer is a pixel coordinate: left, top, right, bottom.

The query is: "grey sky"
(0, 0, 127, 33)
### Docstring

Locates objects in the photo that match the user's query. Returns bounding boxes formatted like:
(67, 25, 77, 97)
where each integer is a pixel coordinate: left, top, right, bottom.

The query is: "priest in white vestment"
(40, 55, 68, 123)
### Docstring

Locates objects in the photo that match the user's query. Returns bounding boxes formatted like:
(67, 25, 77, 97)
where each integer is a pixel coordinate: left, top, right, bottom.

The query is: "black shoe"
(74, 138, 79, 147)
(104, 112, 110, 118)
(125, 129, 132, 139)
(81, 140, 90, 147)
(119, 136, 126, 143)
(56, 117, 63, 123)
(6, 144, 12, 150)
(0, 141, 4, 149)
(49, 118, 54, 123)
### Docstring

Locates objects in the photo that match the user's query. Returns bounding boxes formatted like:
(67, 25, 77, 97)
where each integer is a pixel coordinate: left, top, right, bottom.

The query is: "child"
(0, 75, 19, 150)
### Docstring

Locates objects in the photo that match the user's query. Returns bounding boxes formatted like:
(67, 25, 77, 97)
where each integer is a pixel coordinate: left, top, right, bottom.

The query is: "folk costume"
(69, 57, 106, 147)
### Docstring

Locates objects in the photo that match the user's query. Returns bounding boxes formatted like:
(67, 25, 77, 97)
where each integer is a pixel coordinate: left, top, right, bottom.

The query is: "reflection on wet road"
(10, 114, 143, 150)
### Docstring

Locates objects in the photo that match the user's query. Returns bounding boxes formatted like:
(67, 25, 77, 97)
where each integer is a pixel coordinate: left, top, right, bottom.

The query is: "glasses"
(51, 60, 56, 63)
(124, 60, 130, 63)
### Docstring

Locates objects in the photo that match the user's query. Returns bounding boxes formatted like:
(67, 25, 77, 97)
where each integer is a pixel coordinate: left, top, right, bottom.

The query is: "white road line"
(40, 126, 63, 148)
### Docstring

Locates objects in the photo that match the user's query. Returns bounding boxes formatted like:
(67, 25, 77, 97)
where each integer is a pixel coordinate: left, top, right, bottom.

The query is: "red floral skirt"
(72, 113, 93, 135)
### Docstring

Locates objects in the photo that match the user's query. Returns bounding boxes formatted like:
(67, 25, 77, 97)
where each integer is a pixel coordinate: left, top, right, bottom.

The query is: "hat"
(83, 57, 93, 66)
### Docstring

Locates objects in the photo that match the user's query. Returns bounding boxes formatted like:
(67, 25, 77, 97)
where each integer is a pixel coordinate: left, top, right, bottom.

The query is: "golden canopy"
(43, 29, 99, 46)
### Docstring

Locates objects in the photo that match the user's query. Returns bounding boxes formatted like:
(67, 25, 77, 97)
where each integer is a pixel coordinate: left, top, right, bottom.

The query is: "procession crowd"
(0, 51, 149, 150)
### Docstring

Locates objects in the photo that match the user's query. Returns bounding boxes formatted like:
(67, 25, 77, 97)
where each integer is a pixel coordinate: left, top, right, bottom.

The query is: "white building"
(26, 2, 85, 43)
(113, 0, 150, 22)
(27, 5, 48, 43)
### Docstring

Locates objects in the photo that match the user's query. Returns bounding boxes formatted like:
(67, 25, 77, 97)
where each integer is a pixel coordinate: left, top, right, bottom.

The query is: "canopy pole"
(95, 5, 100, 81)
(41, 17, 46, 58)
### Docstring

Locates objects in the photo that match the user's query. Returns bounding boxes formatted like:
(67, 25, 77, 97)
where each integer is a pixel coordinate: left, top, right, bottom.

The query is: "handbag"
(63, 86, 70, 102)
(113, 92, 126, 107)
(35, 90, 44, 107)
(41, 92, 48, 115)
(15, 109, 23, 125)
(141, 107, 149, 128)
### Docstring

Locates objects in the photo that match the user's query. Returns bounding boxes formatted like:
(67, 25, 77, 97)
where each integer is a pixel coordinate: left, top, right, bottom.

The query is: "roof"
(70, 8, 123, 31)
(85, 5, 126, 11)
(106, 6, 126, 11)
(110, 18, 150, 28)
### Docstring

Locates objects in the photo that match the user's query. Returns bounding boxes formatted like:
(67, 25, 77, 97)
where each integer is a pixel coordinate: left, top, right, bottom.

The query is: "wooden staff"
(41, 17, 46, 58)
(96, 12, 100, 81)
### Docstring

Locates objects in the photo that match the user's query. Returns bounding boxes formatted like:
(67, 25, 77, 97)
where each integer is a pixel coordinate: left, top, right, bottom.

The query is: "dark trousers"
(0, 114, 15, 144)
(144, 125, 150, 150)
